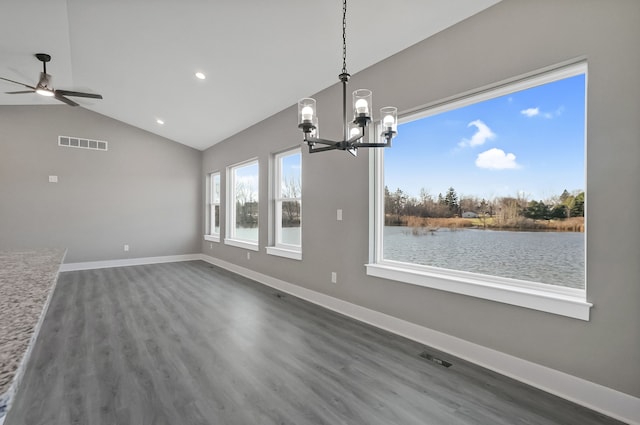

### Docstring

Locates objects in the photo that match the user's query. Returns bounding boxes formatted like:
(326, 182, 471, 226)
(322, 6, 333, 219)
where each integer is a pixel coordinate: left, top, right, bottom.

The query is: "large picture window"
(267, 148, 302, 260)
(367, 62, 592, 320)
(225, 159, 259, 250)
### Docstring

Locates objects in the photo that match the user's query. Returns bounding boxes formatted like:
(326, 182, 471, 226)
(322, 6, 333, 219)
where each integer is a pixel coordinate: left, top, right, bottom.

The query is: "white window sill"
(266, 246, 302, 261)
(224, 238, 259, 251)
(365, 261, 592, 321)
(204, 235, 220, 243)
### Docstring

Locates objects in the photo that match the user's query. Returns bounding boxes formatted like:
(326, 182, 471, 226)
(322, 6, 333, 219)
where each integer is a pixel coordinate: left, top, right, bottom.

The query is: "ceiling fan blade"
(5, 90, 36, 94)
(54, 93, 79, 107)
(0, 77, 36, 90)
(55, 89, 103, 99)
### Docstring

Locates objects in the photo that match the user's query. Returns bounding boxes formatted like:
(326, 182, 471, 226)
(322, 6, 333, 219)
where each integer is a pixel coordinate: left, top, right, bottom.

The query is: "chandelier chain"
(342, 0, 348, 75)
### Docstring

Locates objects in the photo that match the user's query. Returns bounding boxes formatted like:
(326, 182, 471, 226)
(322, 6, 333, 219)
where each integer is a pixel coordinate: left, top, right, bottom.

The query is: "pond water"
(383, 226, 585, 289)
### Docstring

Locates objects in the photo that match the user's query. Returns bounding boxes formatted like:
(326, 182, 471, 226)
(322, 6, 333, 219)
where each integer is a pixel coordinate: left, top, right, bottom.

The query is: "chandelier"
(297, 0, 397, 155)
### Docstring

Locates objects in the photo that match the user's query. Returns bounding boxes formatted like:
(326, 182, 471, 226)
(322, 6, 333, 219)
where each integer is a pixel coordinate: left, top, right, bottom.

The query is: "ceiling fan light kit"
(297, 0, 397, 155)
(35, 88, 55, 97)
(0, 53, 103, 106)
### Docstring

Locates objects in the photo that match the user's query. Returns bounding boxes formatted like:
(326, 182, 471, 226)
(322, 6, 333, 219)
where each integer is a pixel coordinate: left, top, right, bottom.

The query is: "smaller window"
(268, 148, 302, 260)
(205, 172, 221, 242)
(225, 159, 259, 251)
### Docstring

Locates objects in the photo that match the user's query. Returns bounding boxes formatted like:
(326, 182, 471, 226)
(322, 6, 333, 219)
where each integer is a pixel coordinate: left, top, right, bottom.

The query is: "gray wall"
(0, 105, 202, 263)
(202, 1, 640, 398)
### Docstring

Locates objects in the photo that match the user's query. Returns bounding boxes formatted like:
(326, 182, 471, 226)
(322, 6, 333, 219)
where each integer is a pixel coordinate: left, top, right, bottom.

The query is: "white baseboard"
(199, 253, 639, 425)
(59, 253, 201, 272)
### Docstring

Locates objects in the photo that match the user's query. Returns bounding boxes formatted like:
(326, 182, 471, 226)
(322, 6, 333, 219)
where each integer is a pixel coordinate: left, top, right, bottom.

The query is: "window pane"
(210, 173, 221, 236)
(280, 200, 301, 245)
(383, 73, 585, 289)
(280, 152, 301, 199)
(234, 162, 259, 242)
(214, 205, 220, 234)
(213, 174, 220, 203)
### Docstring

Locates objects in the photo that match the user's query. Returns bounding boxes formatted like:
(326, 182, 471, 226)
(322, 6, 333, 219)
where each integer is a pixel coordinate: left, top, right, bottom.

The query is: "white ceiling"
(0, 0, 500, 151)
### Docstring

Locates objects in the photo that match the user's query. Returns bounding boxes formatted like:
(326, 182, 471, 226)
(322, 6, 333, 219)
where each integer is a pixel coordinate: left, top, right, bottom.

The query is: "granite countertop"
(0, 248, 65, 413)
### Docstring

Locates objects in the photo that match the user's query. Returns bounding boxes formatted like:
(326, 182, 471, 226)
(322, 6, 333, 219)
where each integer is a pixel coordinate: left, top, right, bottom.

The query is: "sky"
(384, 73, 586, 202)
(281, 151, 302, 184)
(234, 162, 259, 201)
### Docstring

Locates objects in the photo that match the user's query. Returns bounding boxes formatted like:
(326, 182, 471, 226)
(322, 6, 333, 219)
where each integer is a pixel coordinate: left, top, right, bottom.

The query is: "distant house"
(462, 211, 478, 218)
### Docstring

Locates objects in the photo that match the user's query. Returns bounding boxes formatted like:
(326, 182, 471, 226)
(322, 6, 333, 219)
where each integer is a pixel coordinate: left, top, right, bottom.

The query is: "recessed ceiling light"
(195, 72, 206, 80)
(156, 119, 165, 125)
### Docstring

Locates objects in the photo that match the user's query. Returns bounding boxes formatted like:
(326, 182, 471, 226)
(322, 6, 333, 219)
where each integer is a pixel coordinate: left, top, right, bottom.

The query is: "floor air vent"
(419, 351, 452, 368)
(59, 136, 108, 151)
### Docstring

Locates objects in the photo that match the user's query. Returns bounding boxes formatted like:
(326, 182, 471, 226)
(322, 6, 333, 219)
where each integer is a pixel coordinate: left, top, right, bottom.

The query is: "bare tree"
(281, 176, 301, 226)
(236, 181, 258, 227)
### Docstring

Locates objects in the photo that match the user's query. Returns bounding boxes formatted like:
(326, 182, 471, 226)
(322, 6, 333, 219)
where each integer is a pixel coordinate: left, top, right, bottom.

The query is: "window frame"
(225, 158, 260, 251)
(267, 147, 302, 260)
(204, 171, 221, 243)
(366, 60, 592, 320)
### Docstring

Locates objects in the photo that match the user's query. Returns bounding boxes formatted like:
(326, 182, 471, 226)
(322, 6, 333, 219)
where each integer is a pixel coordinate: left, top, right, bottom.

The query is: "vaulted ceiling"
(0, 0, 500, 150)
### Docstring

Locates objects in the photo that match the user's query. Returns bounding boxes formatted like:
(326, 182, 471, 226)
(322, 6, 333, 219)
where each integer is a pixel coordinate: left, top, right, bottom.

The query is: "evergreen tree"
(444, 187, 459, 216)
(571, 192, 585, 217)
(524, 200, 551, 221)
(551, 204, 568, 219)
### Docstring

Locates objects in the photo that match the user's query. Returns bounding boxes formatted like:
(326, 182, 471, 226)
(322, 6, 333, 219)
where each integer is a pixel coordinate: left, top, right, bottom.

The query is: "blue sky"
(384, 74, 586, 201)
(281, 152, 301, 183)
(235, 162, 259, 201)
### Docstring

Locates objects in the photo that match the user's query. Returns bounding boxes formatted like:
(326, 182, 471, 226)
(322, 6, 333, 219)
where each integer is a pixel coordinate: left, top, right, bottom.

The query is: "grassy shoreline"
(386, 215, 584, 232)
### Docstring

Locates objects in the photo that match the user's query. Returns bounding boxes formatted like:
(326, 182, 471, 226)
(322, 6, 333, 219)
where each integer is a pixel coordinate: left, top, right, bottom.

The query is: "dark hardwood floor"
(5, 261, 623, 425)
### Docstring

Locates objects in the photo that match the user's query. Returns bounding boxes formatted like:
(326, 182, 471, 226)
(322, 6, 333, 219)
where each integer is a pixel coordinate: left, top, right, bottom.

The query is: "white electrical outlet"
(337, 209, 343, 221)
(331, 272, 337, 283)
(209, 243, 213, 249)
(124, 244, 129, 252)
(247, 252, 251, 260)
(48, 175, 58, 183)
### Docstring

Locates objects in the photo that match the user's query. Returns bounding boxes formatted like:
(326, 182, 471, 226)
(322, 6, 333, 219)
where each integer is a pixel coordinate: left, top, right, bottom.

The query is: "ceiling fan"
(0, 53, 103, 106)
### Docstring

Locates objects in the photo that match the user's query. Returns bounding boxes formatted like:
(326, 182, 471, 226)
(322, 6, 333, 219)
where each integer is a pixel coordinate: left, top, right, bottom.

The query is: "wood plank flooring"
(4, 261, 624, 425)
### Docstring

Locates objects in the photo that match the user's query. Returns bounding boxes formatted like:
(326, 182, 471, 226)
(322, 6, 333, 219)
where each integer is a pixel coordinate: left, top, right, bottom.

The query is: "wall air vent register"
(58, 136, 108, 151)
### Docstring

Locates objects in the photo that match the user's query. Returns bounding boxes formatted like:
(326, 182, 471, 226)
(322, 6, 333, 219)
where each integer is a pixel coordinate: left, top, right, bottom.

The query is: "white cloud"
(458, 120, 496, 148)
(475, 148, 520, 170)
(522, 106, 565, 119)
